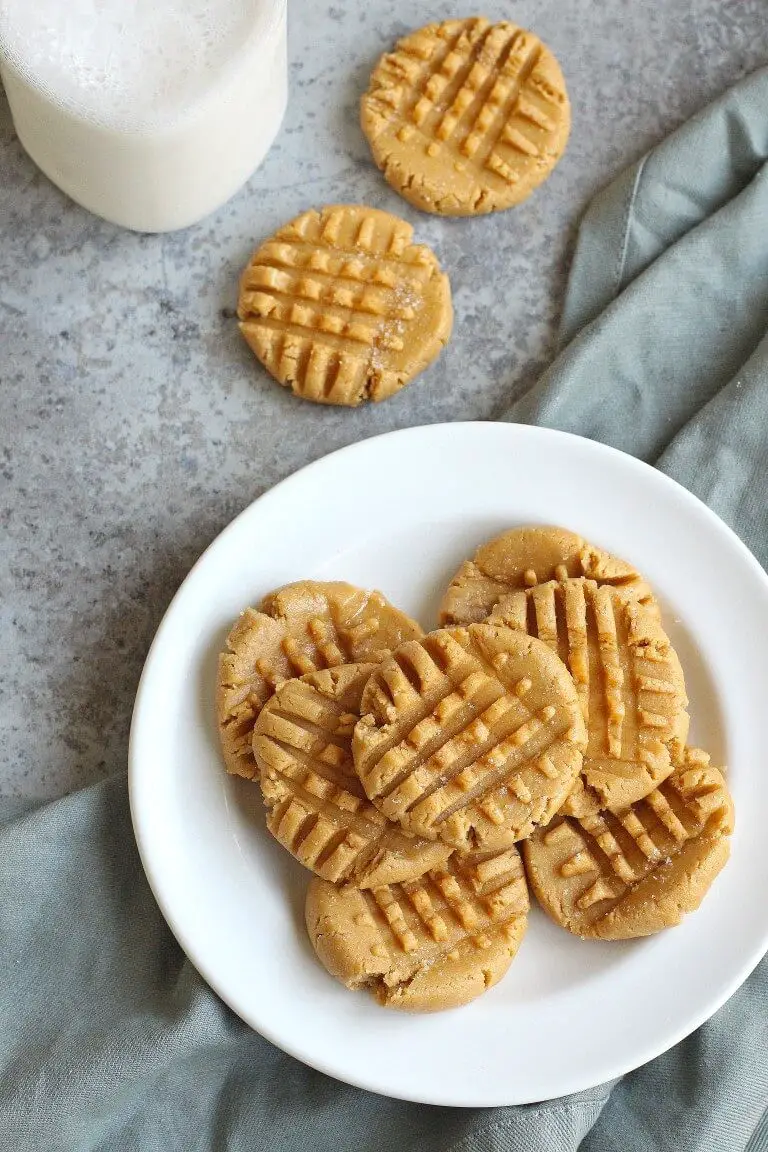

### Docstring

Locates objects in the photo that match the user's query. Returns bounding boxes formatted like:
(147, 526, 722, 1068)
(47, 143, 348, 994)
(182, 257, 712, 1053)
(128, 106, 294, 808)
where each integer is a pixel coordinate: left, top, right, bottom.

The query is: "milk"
(0, 0, 287, 231)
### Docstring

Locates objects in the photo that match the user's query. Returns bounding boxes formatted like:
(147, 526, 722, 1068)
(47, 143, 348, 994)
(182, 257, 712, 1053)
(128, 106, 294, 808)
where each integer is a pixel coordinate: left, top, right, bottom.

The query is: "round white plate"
(129, 422, 768, 1107)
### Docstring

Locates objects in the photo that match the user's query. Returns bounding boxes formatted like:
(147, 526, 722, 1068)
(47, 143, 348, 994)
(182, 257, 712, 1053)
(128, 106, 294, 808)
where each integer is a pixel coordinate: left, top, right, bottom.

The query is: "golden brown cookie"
(237, 204, 452, 406)
(490, 579, 689, 812)
(361, 18, 570, 216)
(306, 843, 529, 1010)
(217, 581, 423, 779)
(522, 748, 733, 939)
(353, 622, 586, 851)
(440, 525, 653, 625)
(253, 663, 451, 886)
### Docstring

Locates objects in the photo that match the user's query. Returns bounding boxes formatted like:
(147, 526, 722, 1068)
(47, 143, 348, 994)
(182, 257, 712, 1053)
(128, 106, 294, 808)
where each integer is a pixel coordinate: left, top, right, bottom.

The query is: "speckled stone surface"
(1, 0, 767, 798)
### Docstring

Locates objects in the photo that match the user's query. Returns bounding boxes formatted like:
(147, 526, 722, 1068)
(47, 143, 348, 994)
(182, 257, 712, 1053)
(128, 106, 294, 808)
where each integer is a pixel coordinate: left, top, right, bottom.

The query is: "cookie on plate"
(217, 581, 423, 779)
(361, 18, 570, 216)
(254, 663, 451, 887)
(490, 578, 689, 812)
(354, 622, 586, 851)
(522, 747, 733, 939)
(238, 204, 452, 406)
(306, 843, 529, 1010)
(440, 525, 653, 625)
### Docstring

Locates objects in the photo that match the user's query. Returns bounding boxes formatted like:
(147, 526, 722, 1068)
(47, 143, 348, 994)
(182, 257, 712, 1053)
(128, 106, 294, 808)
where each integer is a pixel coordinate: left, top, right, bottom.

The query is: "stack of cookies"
(216, 527, 734, 1012)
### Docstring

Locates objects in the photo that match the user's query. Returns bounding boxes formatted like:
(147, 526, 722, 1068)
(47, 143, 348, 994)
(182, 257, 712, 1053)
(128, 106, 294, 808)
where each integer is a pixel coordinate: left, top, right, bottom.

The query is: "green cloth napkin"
(3, 66, 768, 1152)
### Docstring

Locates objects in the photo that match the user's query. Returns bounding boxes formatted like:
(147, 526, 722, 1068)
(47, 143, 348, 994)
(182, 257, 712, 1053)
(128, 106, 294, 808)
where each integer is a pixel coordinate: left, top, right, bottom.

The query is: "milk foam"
(0, 0, 268, 129)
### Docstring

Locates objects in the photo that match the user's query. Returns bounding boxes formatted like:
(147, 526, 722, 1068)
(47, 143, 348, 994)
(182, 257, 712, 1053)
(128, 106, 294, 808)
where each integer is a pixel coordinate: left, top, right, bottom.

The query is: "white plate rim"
(129, 421, 768, 1107)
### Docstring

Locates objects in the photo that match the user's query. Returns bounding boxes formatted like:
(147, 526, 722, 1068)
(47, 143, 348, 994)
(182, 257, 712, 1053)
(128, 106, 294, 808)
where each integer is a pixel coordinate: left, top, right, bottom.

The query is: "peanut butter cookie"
(361, 18, 570, 215)
(254, 663, 450, 887)
(491, 579, 689, 812)
(440, 525, 653, 626)
(354, 622, 586, 851)
(217, 581, 423, 779)
(523, 748, 733, 939)
(238, 204, 452, 405)
(306, 843, 528, 1010)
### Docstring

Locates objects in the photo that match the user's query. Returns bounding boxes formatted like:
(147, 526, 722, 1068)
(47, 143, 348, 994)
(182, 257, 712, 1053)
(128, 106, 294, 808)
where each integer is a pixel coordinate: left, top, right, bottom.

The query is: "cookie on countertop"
(490, 578, 689, 813)
(440, 525, 654, 626)
(354, 622, 586, 851)
(254, 663, 451, 887)
(522, 747, 733, 939)
(361, 18, 570, 216)
(306, 842, 529, 1010)
(238, 204, 452, 406)
(217, 581, 423, 779)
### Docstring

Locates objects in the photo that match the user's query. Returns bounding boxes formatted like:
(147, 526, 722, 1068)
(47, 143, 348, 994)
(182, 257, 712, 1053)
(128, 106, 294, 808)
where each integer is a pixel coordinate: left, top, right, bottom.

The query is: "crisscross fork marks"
(361, 18, 570, 215)
(306, 843, 530, 1009)
(418, 24, 512, 144)
(241, 225, 426, 355)
(530, 755, 733, 929)
(265, 698, 356, 749)
(368, 20, 549, 189)
(378, 20, 487, 130)
(261, 620, 350, 682)
(422, 705, 564, 831)
(238, 206, 451, 405)
(252, 239, 437, 281)
(259, 724, 363, 796)
(218, 582, 422, 779)
(288, 204, 413, 257)
(498, 580, 624, 758)
(495, 579, 687, 808)
(358, 636, 538, 823)
(255, 665, 449, 886)
(457, 35, 542, 174)
(221, 619, 356, 760)
(356, 638, 489, 790)
(268, 774, 446, 886)
(275, 791, 408, 882)
(366, 670, 511, 810)
(356, 623, 585, 848)
(364, 847, 529, 960)
(256, 666, 378, 868)
(257, 582, 421, 685)
(272, 804, 363, 875)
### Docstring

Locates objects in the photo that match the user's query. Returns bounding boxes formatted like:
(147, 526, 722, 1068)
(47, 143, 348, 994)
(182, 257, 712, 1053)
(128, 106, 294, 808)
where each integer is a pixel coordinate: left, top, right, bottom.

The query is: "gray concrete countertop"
(1, 0, 766, 798)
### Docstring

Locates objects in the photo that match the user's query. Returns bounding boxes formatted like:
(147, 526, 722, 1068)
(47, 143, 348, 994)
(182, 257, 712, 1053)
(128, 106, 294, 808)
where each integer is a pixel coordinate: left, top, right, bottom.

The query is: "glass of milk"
(0, 0, 287, 232)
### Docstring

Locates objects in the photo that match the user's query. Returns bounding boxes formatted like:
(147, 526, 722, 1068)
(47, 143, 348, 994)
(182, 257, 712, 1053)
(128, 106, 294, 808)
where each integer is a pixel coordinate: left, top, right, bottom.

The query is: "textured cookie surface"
(238, 204, 452, 405)
(306, 843, 529, 1010)
(361, 18, 570, 216)
(354, 623, 586, 851)
(491, 579, 688, 812)
(523, 748, 733, 939)
(440, 525, 653, 625)
(254, 664, 451, 887)
(217, 581, 423, 779)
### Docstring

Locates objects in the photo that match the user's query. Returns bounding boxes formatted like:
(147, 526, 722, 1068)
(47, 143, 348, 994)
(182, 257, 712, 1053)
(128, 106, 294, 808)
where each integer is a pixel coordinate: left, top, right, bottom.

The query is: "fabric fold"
(558, 66, 768, 345)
